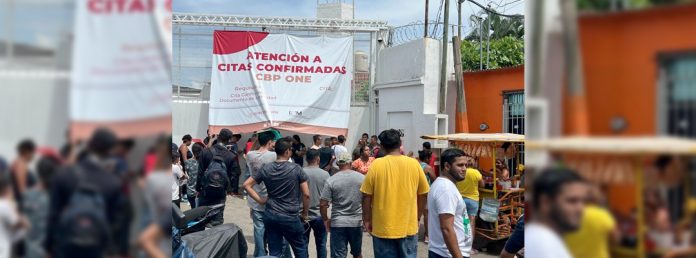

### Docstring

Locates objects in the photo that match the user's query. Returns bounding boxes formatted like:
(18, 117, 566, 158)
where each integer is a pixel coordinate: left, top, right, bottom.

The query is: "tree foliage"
(465, 13, 524, 41)
(460, 36, 524, 71)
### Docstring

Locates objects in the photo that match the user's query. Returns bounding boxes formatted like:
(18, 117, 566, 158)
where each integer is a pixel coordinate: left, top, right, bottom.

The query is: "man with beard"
(525, 168, 587, 258)
(427, 148, 472, 258)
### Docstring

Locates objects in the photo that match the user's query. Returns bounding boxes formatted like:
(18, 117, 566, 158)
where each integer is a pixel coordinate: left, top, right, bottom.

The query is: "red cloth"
(245, 141, 253, 154)
(143, 153, 157, 176)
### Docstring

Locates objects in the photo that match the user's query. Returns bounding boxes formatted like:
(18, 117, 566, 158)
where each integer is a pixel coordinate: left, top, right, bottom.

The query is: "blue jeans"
(251, 210, 267, 257)
(304, 217, 327, 258)
(372, 235, 417, 258)
(463, 197, 479, 217)
(251, 210, 293, 257)
(429, 250, 469, 258)
(263, 210, 308, 258)
(330, 227, 362, 258)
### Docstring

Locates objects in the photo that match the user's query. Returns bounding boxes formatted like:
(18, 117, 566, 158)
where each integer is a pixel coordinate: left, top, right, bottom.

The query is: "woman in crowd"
(351, 145, 375, 175)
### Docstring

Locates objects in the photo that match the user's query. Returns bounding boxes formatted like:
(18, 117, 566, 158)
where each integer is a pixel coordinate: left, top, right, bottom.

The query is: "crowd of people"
(171, 127, 532, 258)
(0, 128, 173, 258)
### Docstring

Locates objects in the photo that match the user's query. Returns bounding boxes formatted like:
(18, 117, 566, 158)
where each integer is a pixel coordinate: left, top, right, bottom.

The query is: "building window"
(503, 91, 525, 135)
(664, 56, 696, 137)
(502, 90, 524, 174)
(660, 53, 696, 222)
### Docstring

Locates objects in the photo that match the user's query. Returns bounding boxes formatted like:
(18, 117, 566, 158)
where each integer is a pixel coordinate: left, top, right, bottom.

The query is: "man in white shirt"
(525, 168, 587, 258)
(428, 148, 472, 258)
(332, 135, 348, 168)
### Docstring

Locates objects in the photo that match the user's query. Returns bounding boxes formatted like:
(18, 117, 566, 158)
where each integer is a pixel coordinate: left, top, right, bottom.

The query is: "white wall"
(374, 38, 454, 154)
(0, 78, 70, 160)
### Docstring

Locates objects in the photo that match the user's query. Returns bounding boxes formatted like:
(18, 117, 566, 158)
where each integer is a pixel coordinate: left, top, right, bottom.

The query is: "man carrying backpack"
(45, 128, 126, 258)
(196, 128, 239, 226)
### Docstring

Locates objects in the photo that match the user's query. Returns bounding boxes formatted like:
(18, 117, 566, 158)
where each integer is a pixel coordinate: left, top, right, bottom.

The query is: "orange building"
(569, 3, 696, 136)
(458, 3, 696, 216)
(462, 65, 525, 134)
(459, 65, 525, 171)
(572, 4, 696, 216)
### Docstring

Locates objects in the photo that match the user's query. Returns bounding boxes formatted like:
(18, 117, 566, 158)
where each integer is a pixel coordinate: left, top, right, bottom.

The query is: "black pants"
(230, 167, 241, 194)
(198, 197, 225, 226)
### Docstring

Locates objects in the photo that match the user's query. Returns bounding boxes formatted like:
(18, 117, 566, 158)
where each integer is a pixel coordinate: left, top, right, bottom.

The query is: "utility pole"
(453, 36, 468, 132)
(439, 0, 450, 113)
(560, 0, 589, 135)
(425, 0, 429, 37)
(458, 0, 462, 37)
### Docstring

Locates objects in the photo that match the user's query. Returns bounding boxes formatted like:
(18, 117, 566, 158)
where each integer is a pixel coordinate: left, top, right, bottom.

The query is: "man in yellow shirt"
(456, 160, 484, 238)
(564, 185, 619, 258)
(360, 129, 430, 258)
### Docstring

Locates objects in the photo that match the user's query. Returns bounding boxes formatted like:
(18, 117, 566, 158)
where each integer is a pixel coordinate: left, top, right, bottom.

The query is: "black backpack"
(56, 166, 110, 257)
(202, 147, 229, 199)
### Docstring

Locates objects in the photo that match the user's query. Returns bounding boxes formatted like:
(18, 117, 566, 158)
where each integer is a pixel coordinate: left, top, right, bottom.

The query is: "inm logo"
(289, 111, 303, 116)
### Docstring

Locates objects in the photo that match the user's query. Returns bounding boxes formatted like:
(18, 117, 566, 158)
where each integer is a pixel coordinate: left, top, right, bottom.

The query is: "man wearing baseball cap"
(320, 152, 365, 258)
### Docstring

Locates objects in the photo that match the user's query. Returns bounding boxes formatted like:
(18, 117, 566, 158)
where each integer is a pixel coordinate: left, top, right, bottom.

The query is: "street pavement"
(184, 196, 499, 258)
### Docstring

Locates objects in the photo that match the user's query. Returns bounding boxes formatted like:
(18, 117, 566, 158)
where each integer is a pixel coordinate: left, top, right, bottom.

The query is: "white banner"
(70, 0, 172, 139)
(209, 31, 353, 136)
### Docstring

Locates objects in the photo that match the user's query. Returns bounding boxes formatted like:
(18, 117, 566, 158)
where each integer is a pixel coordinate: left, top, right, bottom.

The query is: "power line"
(431, 0, 445, 37)
(463, 0, 524, 18)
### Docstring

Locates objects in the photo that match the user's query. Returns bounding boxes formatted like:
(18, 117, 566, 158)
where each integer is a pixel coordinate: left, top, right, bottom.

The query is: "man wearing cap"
(197, 128, 240, 226)
(320, 152, 365, 258)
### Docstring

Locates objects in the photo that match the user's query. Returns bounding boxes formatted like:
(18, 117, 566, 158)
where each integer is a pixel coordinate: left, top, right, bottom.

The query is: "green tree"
(465, 13, 524, 41)
(460, 36, 524, 71)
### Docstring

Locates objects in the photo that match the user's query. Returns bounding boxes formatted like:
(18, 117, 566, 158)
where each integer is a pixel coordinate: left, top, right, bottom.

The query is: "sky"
(173, 0, 525, 29)
(1, 0, 524, 50)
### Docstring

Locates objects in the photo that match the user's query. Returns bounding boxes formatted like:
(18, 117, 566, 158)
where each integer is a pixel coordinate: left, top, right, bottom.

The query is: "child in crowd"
(172, 151, 187, 208)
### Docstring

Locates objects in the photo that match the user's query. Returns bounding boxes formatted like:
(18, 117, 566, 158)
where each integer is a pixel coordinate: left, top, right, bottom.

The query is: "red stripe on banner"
(209, 122, 348, 137)
(71, 116, 172, 140)
(212, 31, 269, 55)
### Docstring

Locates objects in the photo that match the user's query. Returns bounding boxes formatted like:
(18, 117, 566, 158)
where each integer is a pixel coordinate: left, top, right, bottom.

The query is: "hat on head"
(336, 152, 352, 166)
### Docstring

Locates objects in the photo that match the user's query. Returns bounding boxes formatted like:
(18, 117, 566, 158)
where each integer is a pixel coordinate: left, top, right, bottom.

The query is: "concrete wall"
(0, 78, 70, 160)
(458, 66, 525, 133)
(316, 3, 354, 19)
(573, 4, 696, 136)
(374, 38, 454, 153)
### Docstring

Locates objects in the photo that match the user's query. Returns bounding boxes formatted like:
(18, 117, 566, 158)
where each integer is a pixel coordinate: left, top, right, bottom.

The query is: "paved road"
(184, 197, 499, 258)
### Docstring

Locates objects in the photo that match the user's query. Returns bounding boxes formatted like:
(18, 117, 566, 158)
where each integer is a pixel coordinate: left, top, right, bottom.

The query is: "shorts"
(463, 197, 479, 217)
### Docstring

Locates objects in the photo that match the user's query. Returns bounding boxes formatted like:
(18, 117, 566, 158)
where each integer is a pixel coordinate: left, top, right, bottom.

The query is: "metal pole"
(528, 0, 544, 97)
(479, 18, 483, 70)
(486, 8, 491, 69)
(439, 0, 450, 113)
(425, 0, 429, 38)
